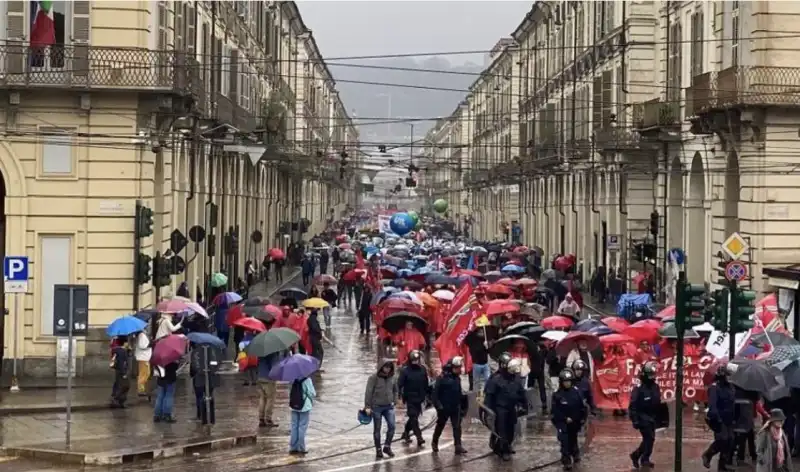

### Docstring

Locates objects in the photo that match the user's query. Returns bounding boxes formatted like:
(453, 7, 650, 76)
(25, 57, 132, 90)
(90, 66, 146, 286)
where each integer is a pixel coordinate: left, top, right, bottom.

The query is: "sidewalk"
(0, 268, 301, 414)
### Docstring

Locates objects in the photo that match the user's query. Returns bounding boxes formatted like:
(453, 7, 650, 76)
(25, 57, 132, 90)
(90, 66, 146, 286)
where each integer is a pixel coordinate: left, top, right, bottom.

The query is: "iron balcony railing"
(686, 66, 800, 116)
(0, 42, 197, 93)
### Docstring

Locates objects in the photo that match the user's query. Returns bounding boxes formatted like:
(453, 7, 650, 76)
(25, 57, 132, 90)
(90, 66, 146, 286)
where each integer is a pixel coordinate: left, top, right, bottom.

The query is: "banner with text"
(592, 351, 714, 410)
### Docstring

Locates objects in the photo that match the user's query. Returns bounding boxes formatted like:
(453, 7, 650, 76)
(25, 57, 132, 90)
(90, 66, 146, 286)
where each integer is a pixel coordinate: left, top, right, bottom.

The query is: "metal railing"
(686, 66, 800, 116)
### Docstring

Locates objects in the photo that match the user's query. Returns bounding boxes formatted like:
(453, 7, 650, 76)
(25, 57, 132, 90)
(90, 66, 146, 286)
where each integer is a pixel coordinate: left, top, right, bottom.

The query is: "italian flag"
(31, 1, 56, 48)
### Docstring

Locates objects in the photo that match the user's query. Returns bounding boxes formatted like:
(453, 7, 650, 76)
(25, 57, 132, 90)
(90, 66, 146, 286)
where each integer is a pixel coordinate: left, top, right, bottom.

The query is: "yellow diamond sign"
(721, 232, 749, 260)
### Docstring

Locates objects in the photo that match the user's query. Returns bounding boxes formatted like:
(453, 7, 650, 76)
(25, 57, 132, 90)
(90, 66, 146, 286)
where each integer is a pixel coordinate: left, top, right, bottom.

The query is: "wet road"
(0, 300, 723, 472)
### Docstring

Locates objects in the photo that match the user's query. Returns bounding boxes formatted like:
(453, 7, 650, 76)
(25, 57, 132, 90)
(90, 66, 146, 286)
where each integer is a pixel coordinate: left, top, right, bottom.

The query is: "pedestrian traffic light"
(730, 286, 756, 333)
(709, 288, 730, 332)
(135, 252, 152, 285)
(135, 203, 154, 238)
(649, 211, 659, 236)
(153, 253, 172, 288)
(676, 279, 706, 331)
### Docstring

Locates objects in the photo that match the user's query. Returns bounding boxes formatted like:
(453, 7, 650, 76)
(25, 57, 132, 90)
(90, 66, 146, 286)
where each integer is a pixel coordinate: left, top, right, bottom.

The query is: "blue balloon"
(389, 212, 414, 236)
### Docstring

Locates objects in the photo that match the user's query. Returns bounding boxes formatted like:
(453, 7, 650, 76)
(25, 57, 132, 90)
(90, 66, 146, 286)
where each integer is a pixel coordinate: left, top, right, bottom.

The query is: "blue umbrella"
(371, 288, 399, 305)
(414, 267, 435, 275)
(268, 354, 320, 382)
(588, 325, 613, 336)
(106, 315, 147, 337)
(574, 318, 603, 332)
(213, 291, 243, 306)
(501, 264, 525, 273)
(187, 332, 226, 350)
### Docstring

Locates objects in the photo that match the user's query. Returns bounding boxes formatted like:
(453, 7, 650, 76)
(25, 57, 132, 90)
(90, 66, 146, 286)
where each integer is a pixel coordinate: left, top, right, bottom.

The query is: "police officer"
(629, 361, 661, 469)
(484, 354, 527, 461)
(571, 360, 596, 417)
(702, 364, 736, 471)
(398, 350, 429, 447)
(551, 369, 586, 470)
(431, 356, 468, 455)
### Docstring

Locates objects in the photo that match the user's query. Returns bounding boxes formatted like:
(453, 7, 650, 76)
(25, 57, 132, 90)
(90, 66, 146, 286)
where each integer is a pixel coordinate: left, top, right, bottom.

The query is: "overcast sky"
(296, 1, 532, 66)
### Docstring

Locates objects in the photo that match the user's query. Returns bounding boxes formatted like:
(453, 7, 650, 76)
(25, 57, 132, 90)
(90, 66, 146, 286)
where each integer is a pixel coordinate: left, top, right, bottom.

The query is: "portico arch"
(668, 156, 684, 251)
(687, 153, 706, 282)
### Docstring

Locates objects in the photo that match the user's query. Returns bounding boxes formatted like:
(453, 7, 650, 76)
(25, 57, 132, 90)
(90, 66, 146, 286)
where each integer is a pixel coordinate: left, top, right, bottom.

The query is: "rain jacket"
(364, 361, 397, 408)
(432, 365, 464, 414)
(397, 363, 429, 404)
(756, 423, 793, 472)
(392, 328, 426, 365)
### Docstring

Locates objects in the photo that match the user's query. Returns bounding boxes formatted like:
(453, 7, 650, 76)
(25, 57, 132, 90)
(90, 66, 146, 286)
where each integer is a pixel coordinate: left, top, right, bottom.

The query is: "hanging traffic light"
(378, 145, 387, 153)
(709, 288, 730, 332)
(649, 211, 659, 236)
(153, 253, 172, 288)
(730, 286, 756, 333)
(135, 203, 154, 238)
(676, 278, 706, 331)
(135, 253, 152, 285)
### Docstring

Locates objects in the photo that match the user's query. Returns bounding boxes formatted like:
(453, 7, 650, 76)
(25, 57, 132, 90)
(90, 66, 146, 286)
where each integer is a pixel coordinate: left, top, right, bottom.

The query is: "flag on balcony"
(30, 1, 56, 48)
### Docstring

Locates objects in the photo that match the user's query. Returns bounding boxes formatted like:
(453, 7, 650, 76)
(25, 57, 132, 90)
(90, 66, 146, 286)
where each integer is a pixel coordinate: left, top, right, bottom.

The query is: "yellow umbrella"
(303, 297, 330, 309)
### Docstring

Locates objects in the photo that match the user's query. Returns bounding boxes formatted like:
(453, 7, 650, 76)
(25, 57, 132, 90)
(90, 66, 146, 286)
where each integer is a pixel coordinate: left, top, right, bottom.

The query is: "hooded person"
(557, 293, 581, 318)
(393, 320, 427, 366)
(364, 359, 399, 460)
(431, 356, 468, 455)
(397, 350, 429, 447)
(551, 368, 586, 471)
(629, 361, 661, 469)
(484, 353, 528, 461)
(755, 408, 793, 472)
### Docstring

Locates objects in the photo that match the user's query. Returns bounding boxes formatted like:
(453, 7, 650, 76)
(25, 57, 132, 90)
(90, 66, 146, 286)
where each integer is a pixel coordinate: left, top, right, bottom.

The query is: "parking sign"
(3, 256, 29, 293)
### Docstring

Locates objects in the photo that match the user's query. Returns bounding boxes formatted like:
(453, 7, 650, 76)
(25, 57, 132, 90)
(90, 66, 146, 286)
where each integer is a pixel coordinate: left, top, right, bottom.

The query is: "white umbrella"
(543, 330, 569, 342)
(694, 322, 715, 333)
(432, 289, 455, 301)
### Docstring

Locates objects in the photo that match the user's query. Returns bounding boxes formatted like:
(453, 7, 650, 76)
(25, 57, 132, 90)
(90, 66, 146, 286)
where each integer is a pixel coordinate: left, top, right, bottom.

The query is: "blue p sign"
(4, 256, 29, 282)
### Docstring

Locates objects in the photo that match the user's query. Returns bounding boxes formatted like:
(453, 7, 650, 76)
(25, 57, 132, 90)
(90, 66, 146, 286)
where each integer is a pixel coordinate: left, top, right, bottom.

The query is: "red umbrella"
(151, 334, 188, 366)
(232, 317, 267, 333)
(268, 248, 285, 259)
(655, 305, 676, 320)
(556, 331, 601, 356)
(342, 269, 365, 282)
(541, 315, 575, 330)
(263, 304, 283, 317)
(485, 283, 514, 296)
(226, 304, 246, 326)
(623, 319, 663, 344)
(380, 268, 398, 279)
(601, 316, 630, 333)
(335, 234, 348, 243)
(457, 269, 483, 278)
(497, 278, 517, 286)
(514, 278, 538, 287)
(484, 300, 520, 316)
(314, 274, 337, 285)
(376, 298, 423, 316)
(599, 333, 637, 346)
(513, 246, 529, 254)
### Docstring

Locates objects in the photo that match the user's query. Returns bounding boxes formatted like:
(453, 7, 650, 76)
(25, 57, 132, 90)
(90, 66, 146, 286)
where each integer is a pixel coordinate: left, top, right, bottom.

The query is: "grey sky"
(296, 1, 532, 66)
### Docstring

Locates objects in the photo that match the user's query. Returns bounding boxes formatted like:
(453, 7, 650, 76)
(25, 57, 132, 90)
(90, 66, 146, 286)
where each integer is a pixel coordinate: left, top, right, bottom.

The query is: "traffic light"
(676, 279, 706, 331)
(709, 288, 730, 331)
(135, 253, 152, 285)
(135, 203, 154, 238)
(153, 253, 172, 288)
(730, 286, 756, 333)
(378, 145, 387, 153)
(649, 211, 659, 236)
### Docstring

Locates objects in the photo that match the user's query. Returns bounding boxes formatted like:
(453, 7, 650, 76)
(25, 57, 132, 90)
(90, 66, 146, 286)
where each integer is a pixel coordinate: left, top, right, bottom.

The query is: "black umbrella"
(483, 271, 503, 282)
(133, 308, 158, 322)
(279, 287, 308, 300)
(489, 334, 536, 360)
(381, 312, 428, 334)
(729, 359, 789, 401)
(245, 296, 270, 306)
(392, 279, 423, 290)
(504, 322, 546, 340)
(503, 321, 539, 336)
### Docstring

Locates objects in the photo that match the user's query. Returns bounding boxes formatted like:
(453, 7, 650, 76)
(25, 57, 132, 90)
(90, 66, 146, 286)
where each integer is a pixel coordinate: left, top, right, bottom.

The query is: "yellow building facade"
(0, 0, 358, 377)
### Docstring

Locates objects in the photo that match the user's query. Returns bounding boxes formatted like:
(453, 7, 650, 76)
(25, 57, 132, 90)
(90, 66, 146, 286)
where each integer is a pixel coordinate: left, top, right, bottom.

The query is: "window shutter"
(187, 4, 196, 54)
(229, 48, 239, 100)
(72, 1, 91, 79)
(601, 70, 613, 126)
(5, 1, 25, 74)
(215, 38, 222, 93)
(173, 1, 184, 51)
(592, 75, 602, 129)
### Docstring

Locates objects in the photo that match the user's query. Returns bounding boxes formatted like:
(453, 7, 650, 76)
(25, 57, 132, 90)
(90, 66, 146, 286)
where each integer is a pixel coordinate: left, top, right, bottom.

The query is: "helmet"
(641, 361, 658, 379)
(497, 352, 512, 369)
(450, 356, 464, 368)
(571, 360, 587, 373)
(408, 350, 422, 363)
(508, 358, 522, 374)
(715, 363, 730, 380)
(559, 368, 575, 383)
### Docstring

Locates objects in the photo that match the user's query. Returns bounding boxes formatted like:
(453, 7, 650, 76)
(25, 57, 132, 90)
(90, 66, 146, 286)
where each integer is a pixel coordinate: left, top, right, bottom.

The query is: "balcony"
(687, 66, 800, 118)
(0, 43, 196, 95)
(528, 140, 560, 169)
(636, 98, 680, 131)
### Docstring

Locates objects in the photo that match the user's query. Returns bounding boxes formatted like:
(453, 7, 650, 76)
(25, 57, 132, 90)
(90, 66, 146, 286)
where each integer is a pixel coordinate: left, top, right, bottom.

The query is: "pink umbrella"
(157, 298, 191, 314)
(268, 248, 286, 259)
(555, 331, 601, 357)
(601, 316, 630, 333)
(541, 315, 575, 330)
(151, 334, 188, 366)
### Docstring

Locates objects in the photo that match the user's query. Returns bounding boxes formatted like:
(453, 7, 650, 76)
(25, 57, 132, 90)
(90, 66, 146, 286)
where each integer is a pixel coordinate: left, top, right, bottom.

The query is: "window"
(31, 1, 68, 68)
(238, 66, 250, 109)
(690, 10, 704, 78)
(41, 130, 74, 175)
(731, 2, 740, 66)
(39, 235, 72, 336)
(668, 21, 682, 102)
(220, 45, 232, 96)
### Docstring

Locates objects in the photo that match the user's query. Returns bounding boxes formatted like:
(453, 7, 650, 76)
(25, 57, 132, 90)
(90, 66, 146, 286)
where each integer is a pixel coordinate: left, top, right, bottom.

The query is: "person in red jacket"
(393, 321, 426, 365)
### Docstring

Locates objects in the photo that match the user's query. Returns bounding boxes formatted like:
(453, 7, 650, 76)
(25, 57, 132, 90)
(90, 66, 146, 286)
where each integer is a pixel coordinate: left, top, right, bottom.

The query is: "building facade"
(0, 0, 357, 376)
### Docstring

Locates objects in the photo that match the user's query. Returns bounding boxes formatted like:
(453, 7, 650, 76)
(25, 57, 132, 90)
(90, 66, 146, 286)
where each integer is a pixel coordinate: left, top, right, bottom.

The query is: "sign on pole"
(3, 256, 29, 293)
(721, 232, 749, 261)
(725, 260, 748, 282)
(606, 234, 621, 252)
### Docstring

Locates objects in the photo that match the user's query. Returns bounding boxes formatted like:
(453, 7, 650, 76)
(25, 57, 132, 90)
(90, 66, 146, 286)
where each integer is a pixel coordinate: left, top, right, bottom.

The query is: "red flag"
(434, 284, 478, 364)
(355, 250, 365, 270)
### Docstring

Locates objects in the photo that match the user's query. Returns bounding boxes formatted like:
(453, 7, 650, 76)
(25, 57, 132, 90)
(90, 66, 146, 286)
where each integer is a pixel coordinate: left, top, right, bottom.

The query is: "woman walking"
(756, 408, 793, 472)
(288, 376, 317, 454)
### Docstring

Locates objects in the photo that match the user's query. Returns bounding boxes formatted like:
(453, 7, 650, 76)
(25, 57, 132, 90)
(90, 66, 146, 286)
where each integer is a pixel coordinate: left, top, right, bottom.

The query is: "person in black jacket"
(109, 337, 130, 408)
(308, 309, 324, 366)
(571, 360, 596, 417)
(528, 342, 548, 414)
(629, 361, 661, 469)
(551, 369, 586, 471)
(190, 344, 221, 425)
(703, 365, 736, 471)
(431, 356, 468, 455)
(484, 354, 527, 461)
(357, 288, 372, 335)
(397, 350, 429, 447)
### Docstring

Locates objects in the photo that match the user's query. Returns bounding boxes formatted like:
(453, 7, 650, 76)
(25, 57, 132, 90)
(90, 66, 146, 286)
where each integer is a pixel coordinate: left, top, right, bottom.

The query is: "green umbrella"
(210, 272, 228, 288)
(245, 327, 301, 357)
(658, 322, 700, 340)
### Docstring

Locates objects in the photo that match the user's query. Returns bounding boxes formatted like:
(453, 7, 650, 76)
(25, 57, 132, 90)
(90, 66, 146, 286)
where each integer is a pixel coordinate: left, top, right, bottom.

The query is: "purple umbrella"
(268, 354, 320, 382)
(151, 335, 188, 366)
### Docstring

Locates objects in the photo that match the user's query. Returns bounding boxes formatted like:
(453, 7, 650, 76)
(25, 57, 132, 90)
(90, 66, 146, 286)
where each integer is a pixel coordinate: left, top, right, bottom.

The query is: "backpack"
(289, 380, 306, 410)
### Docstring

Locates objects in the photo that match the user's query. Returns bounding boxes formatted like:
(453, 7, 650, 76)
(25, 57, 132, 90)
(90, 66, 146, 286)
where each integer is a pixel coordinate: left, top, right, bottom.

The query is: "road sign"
(607, 234, 621, 251)
(721, 232, 749, 260)
(3, 256, 29, 293)
(669, 248, 685, 265)
(725, 260, 748, 282)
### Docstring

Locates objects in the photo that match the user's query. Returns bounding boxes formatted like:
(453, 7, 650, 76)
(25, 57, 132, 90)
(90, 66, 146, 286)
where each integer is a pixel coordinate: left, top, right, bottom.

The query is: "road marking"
(319, 441, 454, 472)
